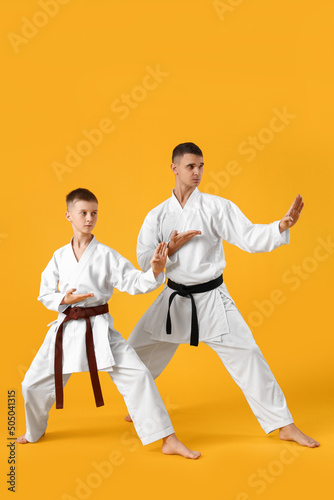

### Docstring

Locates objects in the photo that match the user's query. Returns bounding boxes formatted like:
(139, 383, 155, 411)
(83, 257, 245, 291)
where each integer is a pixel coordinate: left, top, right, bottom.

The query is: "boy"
(17, 188, 200, 459)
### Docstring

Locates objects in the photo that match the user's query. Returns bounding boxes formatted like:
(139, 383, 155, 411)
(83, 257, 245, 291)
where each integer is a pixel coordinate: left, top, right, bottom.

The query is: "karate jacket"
(37, 236, 164, 373)
(136, 188, 290, 343)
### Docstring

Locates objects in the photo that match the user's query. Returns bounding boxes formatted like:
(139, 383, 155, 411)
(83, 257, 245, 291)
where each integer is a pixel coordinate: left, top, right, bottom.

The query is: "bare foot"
(16, 434, 30, 444)
(16, 433, 45, 444)
(124, 414, 133, 422)
(279, 424, 319, 448)
(162, 433, 201, 459)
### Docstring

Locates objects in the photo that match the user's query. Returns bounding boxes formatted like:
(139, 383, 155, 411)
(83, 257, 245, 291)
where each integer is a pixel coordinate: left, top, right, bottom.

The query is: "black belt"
(166, 275, 223, 346)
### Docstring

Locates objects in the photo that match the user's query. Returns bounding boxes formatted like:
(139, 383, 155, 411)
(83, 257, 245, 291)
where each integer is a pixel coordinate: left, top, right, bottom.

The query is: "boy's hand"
(60, 288, 94, 305)
(150, 242, 168, 279)
(168, 230, 201, 257)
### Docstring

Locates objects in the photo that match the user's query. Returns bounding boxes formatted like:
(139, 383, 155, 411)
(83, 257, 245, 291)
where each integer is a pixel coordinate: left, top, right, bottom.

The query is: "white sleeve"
(136, 215, 160, 271)
(222, 201, 290, 253)
(137, 213, 176, 270)
(37, 253, 67, 312)
(109, 250, 164, 295)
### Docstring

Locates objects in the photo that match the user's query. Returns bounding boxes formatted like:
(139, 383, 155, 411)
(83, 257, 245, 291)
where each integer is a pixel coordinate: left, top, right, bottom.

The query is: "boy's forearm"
(38, 291, 67, 312)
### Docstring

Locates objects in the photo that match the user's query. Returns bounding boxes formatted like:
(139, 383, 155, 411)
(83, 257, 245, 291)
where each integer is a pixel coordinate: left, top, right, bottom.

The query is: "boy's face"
(171, 153, 204, 189)
(66, 200, 98, 235)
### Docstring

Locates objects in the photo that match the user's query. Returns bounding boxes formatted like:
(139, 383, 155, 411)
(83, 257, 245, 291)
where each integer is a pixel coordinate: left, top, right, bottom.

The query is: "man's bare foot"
(124, 414, 133, 422)
(279, 423, 319, 448)
(162, 433, 201, 459)
(16, 434, 30, 444)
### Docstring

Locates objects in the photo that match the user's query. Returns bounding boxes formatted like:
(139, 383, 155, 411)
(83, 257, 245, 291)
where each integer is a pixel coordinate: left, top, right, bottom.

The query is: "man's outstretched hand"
(279, 194, 304, 233)
(151, 242, 168, 278)
(168, 230, 202, 257)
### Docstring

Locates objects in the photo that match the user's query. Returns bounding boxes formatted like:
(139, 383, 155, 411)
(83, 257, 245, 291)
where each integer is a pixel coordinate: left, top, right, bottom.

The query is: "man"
(126, 142, 319, 448)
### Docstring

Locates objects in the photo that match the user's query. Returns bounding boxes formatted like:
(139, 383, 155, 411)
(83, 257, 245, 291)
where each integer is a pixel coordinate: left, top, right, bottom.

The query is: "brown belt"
(54, 303, 109, 409)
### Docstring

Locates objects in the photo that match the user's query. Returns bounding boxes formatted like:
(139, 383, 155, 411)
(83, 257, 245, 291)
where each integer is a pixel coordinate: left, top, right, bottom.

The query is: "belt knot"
(178, 286, 189, 297)
(69, 307, 84, 320)
(166, 275, 223, 346)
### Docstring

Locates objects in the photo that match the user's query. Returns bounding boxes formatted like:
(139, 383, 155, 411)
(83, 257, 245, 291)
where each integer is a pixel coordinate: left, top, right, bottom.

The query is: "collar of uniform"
(170, 187, 200, 212)
(67, 235, 99, 288)
(70, 234, 97, 253)
(69, 234, 98, 265)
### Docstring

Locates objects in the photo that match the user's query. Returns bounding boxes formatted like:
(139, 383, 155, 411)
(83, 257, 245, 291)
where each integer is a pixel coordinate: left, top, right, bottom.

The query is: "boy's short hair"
(172, 142, 203, 163)
(66, 188, 98, 208)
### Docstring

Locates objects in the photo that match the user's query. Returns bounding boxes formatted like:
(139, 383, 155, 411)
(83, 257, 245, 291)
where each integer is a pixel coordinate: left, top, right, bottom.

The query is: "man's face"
(171, 154, 204, 189)
(66, 200, 98, 234)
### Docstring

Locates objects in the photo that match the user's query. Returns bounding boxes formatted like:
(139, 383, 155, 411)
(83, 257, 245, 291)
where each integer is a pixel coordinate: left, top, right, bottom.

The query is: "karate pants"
(21, 330, 174, 445)
(127, 295, 294, 434)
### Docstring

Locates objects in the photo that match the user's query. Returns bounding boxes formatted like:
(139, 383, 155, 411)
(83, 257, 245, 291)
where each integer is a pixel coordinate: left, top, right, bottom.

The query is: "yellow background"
(1, 1, 333, 499)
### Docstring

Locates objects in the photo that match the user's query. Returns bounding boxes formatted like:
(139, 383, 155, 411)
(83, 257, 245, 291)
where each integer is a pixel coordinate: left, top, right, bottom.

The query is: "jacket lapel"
(68, 236, 98, 287)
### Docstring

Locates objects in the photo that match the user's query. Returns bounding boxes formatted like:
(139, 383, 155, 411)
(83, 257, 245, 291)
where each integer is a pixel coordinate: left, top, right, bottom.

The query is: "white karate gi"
(128, 188, 294, 433)
(22, 236, 174, 445)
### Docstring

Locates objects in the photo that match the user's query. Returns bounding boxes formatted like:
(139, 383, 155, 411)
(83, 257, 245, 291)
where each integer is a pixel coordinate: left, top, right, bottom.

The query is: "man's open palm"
(168, 230, 202, 256)
(279, 194, 304, 233)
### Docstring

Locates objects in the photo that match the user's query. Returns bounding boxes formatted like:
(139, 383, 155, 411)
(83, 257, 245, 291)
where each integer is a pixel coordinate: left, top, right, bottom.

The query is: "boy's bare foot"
(16, 433, 45, 444)
(162, 433, 201, 459)
(279, 423, 319, 448)
(16, 434, 30, 444)
(124, 414, 133, 422)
